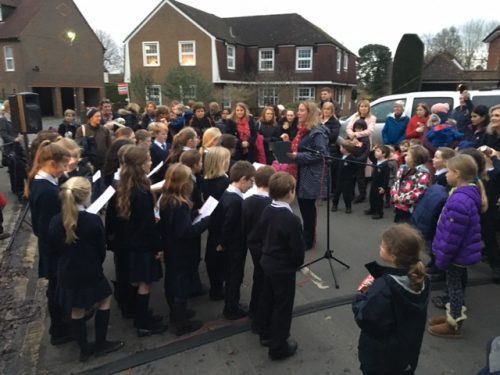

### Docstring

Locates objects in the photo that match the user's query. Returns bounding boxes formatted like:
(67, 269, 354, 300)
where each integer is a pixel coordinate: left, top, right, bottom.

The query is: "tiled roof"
(141, 1, 354, 54)
(0, 0, 44, 40)
(422, 52, 465, 81)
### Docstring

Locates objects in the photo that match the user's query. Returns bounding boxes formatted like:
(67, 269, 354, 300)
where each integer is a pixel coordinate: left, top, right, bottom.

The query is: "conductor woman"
(287, 101, 330, 250)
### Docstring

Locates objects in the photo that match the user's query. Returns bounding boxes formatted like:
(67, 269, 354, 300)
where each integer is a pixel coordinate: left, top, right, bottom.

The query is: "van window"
(412, 97, 454, 116)
(472, 95, 500, 109)
(370, 99, 405, 121)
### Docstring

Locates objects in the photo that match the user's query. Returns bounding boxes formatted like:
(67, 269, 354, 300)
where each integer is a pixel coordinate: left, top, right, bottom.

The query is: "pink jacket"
(346, 114, 377, 140)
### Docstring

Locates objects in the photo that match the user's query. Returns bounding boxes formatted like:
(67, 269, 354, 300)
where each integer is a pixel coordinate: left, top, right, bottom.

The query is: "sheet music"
(148, 161, 164, 178)
(193, 196, 218, 224)
(86, 186, 115, 214)
(92, 170, 101, 183)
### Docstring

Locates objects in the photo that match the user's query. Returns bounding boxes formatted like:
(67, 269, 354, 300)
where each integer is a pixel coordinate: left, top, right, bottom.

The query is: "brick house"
(422, 25, 500, 91)
(124, 0, 357, 114)
(0, 0, 105, 117)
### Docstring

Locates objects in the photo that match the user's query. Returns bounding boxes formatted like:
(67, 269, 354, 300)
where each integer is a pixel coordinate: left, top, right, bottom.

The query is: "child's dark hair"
(229, 160, 255, 183)
(180, 149, 201, 170)
(269, 172, 296, 200)
(353, 119, 367, 131)
(254, 165, 276, 188)
(382, 224, 426, 292)
(375, 144, 390, 158)
(218, 134, 238, 152)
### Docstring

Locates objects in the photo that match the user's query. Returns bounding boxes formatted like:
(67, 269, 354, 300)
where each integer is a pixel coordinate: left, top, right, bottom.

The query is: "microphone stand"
(298, 146, 350, 289)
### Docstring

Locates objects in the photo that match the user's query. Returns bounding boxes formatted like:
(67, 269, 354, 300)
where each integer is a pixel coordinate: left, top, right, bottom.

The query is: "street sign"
(117, 83, 129, 96)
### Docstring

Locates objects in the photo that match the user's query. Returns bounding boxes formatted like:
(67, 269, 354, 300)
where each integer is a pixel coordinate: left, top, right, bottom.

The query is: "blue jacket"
(296, 125, 330, 200)
(382, 114, 409, 145)
(411, 184, 448, 240)
(427, 124, 464, 148)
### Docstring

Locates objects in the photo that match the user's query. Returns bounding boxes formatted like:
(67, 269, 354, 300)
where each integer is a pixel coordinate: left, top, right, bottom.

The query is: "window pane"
(181, 43, 193, 53)
(181, 55, 195, 65)
(298, 60, 310, 69)
(145, 44, 157, 54)
(298, 49, 311, 58)
(146, 56, 158, 65)
(5, 47, 13, 58)
(261, 61, 273, 70)
(261, 50, 273, 59)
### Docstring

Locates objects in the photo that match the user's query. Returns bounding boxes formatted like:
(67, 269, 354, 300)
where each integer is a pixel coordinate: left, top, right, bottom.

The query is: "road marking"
(300, 267, 330, 289)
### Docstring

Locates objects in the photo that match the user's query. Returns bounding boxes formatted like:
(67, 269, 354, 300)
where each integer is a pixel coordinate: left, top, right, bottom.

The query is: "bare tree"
(95, 29, 124, 73)
(460, 20, 498, 69)
(426, 27, 463, 62)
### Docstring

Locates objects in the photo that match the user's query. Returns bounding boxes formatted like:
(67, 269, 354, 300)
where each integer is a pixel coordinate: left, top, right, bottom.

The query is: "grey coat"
(295, 125, 330, 199)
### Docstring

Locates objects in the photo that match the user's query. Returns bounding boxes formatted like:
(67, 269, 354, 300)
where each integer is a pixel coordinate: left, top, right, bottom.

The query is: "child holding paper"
(158, 163, 209, 335)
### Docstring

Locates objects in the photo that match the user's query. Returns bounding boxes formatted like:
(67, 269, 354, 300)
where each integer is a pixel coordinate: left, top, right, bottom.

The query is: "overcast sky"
(73, 0, 498, 55)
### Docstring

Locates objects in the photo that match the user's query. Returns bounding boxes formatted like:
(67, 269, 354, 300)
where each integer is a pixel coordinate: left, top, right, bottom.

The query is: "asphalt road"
(1, 118, 498, 374)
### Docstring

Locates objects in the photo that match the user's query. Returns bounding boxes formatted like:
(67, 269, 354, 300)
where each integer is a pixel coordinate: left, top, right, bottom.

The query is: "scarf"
(288, 123, 310, 179)
(237, 118, 251, 154)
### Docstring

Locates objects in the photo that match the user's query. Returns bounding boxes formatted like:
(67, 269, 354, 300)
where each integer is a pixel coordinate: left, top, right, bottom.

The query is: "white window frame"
(343, 52, 348, 71)
(178, 41, 196, 66)
(0, 7, 3, 22)
(296, 47, 313, 71)
(145, 84, 162, 105)
(259, 48, 274, 71)
(4, 46, 14, 71)
(294, 87, 315, 102)
(336, 48, 341, 74)
(227, 45, 235, 70)
(142, 42, 160, 67)
(258, 87, 279, 107)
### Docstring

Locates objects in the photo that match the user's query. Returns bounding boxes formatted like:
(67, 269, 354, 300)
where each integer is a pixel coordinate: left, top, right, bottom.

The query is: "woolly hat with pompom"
(431, 103, 450, 114)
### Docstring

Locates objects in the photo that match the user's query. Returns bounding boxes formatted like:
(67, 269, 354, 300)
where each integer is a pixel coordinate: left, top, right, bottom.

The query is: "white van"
(340, 89, 500, 145)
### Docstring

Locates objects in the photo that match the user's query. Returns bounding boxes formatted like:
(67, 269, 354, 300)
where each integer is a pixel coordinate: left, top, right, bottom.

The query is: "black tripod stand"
(299, 151, 350, 289)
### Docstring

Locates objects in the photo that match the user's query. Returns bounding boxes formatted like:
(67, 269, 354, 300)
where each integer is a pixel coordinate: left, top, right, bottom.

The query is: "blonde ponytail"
(59, 177, 92, 244)
(476, 179, 488, 213)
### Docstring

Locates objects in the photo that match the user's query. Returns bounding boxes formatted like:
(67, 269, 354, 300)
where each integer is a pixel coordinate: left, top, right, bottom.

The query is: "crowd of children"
(1, 93, 499, 372)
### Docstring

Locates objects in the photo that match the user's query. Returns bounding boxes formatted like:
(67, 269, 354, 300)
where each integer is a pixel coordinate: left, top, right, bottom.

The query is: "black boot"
(94, 309, 124, 357)
(71, 317, 94, 362)
(135, 294, 168, 337)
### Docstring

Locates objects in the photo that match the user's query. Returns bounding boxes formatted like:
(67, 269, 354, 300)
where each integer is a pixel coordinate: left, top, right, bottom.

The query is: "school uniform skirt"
(128, 250, 163, 284)
(57, 277, 112, 313)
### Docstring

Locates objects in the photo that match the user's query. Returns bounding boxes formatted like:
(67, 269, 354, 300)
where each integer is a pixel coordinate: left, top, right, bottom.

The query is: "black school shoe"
(94, 340, 124, 357)
(371, 214, 383, 220)
(223, 306, 248, 320)
(174, 319, 203, 336)
(345, 207, 352, 214)
(136, 321, 168, 337)
(364, 209, 373, 215)
(269, 339, 298, 361)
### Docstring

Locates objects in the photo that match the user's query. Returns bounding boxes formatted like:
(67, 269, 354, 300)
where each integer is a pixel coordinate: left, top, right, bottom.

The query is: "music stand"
(298, 150, 350, 289)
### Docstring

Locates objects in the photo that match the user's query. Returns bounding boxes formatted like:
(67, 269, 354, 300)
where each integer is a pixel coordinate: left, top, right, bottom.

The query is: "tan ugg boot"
(428, 304, 466, 326)
(428, 306, 467, 338)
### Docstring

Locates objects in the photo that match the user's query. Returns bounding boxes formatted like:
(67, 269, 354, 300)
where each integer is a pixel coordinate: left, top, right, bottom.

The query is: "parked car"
(340, 89, 500, 145)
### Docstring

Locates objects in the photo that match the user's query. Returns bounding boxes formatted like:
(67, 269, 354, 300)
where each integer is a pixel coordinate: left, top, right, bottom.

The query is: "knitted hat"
(431, 103, 450, 114)
(86, 107, 99, 119)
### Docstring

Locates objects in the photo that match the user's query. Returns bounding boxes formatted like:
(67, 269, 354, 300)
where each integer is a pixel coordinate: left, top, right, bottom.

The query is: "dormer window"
(296, 47, 313, 71)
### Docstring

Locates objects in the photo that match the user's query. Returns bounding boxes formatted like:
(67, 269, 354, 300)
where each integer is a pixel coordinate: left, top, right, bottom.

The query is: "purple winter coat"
(432, 185, 482, 270)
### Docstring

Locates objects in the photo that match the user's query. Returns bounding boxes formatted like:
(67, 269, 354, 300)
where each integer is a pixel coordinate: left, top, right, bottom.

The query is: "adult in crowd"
(346, 99, 376, 203)
(57, 109, 80, 139)
(118, 103, 141, 131)
(406, 103, 430, 141)
(382, 100, 409, 146)
(320, 102, 341, 191)
(451, 89, 474, 140)
(0, 100, 27, 201)
(479, 104, 500, 151)
(319, 87, 342, 118)
(99, 98, 118, 127)
(279, 109, 298, 142)
(257, 106, 280, 165)
(189, 102, 215, 137)
(287, 101, 330, 250)
(224, 102, 257, 162)
(140, 101, 157, 129)
(76, 108, 112, 172)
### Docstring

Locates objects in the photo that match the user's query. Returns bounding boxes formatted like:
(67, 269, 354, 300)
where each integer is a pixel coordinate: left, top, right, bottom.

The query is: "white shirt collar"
(271, 200, 292, 212)
(183, 146, 194, 151)
(154, 140, 166, 149)
(377, 159, 387, 165)
(35, 170, 58, 186)
(255, 190, 269, 198)
(226, 184, 244, 199)
(435, 168, 448, 176)
(342, 154, 348, 159)
(77, 204, 86, 211)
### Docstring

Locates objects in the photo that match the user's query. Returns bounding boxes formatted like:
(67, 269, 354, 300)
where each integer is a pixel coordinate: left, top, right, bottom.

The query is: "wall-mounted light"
(66, 30, 76, 45)
(32, 65, 40, 72)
